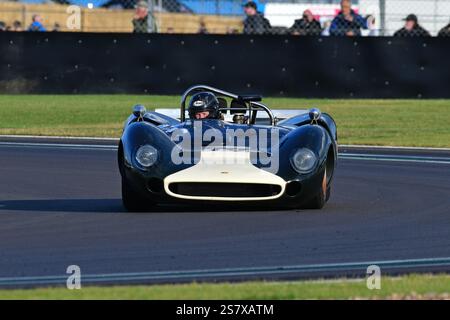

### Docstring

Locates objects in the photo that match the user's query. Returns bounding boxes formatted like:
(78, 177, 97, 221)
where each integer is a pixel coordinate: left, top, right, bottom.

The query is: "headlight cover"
(290, 148, 317, 173)
(135, 145, 158, 168)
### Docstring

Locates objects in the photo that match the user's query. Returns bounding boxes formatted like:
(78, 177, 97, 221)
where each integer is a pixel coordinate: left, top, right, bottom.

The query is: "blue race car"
(118, 85, 337, 211)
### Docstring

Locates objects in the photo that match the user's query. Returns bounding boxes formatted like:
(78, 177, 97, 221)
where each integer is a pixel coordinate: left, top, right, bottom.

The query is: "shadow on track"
(0, 199, 124, 213)
(0, 199, 291, 213)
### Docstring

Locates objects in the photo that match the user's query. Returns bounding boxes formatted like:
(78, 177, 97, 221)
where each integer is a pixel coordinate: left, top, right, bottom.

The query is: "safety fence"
(1, 1, 450, 36)
(1, 32, 449, 97)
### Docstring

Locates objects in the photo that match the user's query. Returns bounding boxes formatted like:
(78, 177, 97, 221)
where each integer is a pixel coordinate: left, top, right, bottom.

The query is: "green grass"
(0, 95, 449, 147)
(1, 274, 450, 299)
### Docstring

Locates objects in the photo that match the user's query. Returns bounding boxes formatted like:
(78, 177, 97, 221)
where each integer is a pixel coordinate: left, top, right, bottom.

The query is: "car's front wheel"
(122, 177, 154, 212)
(302, 167, 330, 210)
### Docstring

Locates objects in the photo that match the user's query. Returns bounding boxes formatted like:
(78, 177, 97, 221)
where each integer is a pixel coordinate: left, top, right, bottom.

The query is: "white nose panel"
(164, 149, 286, 201)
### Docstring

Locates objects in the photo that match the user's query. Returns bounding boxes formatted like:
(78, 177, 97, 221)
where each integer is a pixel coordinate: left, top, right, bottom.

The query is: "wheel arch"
(325, 143, 336, 185)
(118, 140, 125, 176)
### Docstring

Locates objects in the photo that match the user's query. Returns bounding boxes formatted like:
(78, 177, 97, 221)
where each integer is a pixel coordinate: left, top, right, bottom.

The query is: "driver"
(188, 92, 220, 120)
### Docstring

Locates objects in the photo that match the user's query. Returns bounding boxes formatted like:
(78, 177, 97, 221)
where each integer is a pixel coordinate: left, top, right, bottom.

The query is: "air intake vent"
(168, 183, 282, 198)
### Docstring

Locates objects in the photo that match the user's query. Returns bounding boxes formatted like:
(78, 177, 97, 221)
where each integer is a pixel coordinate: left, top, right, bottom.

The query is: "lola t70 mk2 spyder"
(118, 85, 337, 211)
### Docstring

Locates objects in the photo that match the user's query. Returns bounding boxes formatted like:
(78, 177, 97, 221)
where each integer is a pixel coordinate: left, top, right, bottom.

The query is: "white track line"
(1, 142, 449, 164)
(339, 144, 450, 151)
(340, 157, 450, 165)
(0, 134, 119, 141)
(0, 142, 117, 151)
(0, 135, 449, 151)
(339, 153, 450, 164)
(1, 257, 450, 286)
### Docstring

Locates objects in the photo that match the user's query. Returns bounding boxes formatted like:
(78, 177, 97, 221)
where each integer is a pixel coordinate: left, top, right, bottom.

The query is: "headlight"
(290, 148, 317, 173)
(135, 145, 158, 168)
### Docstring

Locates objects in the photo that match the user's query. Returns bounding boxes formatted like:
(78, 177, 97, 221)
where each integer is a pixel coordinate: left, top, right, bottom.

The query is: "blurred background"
(0, 0, 450, 36)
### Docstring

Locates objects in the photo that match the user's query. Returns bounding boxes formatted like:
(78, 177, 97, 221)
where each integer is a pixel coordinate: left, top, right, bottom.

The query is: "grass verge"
(0, 95, 449, 147)
(0, 274, 449, 299)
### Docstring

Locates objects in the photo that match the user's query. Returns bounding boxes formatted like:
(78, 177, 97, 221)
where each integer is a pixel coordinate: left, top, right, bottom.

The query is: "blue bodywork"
(119, 107, 337, 209)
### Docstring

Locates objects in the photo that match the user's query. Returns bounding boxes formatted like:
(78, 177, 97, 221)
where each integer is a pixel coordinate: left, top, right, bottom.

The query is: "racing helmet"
(188, 92, 220, 120)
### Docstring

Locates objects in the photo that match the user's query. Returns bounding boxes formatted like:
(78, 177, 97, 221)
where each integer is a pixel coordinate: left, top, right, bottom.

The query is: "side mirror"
(309, 108, 321, 123)
(133, 104, 146, 119)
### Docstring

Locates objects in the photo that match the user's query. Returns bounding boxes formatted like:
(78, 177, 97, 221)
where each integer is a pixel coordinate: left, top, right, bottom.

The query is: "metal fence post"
(147, 0, 157, 33)
(157, 0, 162, 32)
(379, 0, 386, 36)
(21, 4, 26, 30)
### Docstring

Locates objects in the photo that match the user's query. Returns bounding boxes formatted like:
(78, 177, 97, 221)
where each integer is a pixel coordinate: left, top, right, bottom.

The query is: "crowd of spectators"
(2, 0, 450, 37)
(242, 0, 450, 37)
(0, 20, 21, 32)
(0, 14, 60, 32)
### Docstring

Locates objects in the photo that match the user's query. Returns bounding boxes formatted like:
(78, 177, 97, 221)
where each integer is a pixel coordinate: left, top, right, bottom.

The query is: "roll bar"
(180, 85, 275, 126)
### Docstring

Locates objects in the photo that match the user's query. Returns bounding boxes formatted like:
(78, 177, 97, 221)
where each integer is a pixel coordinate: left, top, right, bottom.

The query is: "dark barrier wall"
(1, 32, 449, 98)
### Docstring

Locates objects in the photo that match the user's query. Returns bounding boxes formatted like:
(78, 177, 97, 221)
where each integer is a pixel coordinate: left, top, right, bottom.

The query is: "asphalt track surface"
(0, 137, 449, 287)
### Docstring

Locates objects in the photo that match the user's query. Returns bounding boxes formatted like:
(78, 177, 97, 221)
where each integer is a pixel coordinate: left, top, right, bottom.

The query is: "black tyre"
(325, 185, 331, 202)
(122, 177, 154, 212)
(302, 167, 329, 210)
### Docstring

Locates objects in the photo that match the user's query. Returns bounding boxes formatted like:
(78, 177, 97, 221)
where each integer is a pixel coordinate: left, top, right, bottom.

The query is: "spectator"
(330, 0, 367, 36)
(290, 9, 322, 36)
(321, 20, 332, 36)
(0, 21, 6, 32)
(243, 1, 271, 35)
(227, 27, 240, 34)
(394, 14, 430, 37)
(438, 21, 450, 37)
(365, 15, 378, 36)
(52, 22, 61, 32)
(132, 0, 158, 33)
(28, 14, 46, 32)
(198, 18, 208, 34)
(12, 20, 23, 32)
